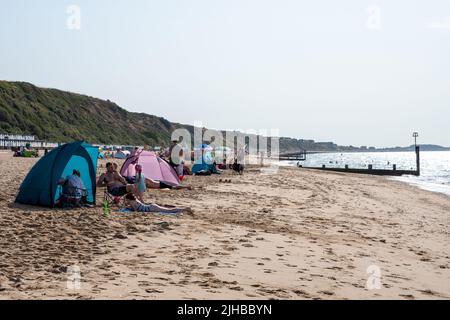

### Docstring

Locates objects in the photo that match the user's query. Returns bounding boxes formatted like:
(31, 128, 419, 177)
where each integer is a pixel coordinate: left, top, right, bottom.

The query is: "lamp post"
(413, 132, 419, 148)
(413, 132, 420, 176)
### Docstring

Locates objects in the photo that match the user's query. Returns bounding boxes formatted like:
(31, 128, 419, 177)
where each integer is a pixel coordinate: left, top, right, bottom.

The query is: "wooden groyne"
(298, 146, 421, 177)
(298, 165, 419, 176)
(279, 150, 307, 161)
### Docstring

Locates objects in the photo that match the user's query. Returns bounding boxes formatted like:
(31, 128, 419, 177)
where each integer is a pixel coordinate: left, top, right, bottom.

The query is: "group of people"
(56, 161, 190, 214)
(163, 139, 245, 176)
(57, 141, 244, 213)
(97, 162, 191, 214)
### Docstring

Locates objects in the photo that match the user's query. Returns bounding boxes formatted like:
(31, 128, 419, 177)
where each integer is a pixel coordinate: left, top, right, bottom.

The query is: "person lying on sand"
(124, 193, 193, 215)
(124, 168, 192, 191)
(125, 173, 191, 190)
(144, 177, 192, 190)
(97, 162, 135, 197)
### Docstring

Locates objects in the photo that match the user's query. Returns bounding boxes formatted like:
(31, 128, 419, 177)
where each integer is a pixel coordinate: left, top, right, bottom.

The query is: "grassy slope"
(0, 81, 193, 146)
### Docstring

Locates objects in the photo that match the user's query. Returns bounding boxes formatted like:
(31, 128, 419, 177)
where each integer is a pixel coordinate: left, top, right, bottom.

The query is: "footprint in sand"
(319, 290, 335, 296)
(285, 264, 297, 268)
(418, 289, 439, 297)
(293, 290, 311, 298)
(264, 269, 276, 274)
(229, 286, 244, 291)
(145, 288, 164, 294)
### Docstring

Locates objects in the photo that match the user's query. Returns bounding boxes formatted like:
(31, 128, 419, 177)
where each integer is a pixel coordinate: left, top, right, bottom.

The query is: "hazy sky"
(1, 0, 449, 147)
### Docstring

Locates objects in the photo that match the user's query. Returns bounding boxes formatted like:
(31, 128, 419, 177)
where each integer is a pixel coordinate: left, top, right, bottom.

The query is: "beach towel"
(116, 207, 182, 216)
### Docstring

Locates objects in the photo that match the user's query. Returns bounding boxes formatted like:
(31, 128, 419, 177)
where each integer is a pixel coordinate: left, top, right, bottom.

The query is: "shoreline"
(1, 153, 449, 299)
(277, 151, 450, 198)
(391, 176, 450, 197)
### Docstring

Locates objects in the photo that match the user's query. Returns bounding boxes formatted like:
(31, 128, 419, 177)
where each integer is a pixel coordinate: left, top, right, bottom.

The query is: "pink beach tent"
(120, 151, 180, 187)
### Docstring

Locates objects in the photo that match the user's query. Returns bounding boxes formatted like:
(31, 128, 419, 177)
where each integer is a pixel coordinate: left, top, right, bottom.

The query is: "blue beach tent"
(192, 152, 219, 175)
(15, 141, 99, 207)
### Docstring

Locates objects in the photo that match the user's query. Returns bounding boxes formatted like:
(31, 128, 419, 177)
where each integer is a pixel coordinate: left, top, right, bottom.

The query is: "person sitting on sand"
(124, 193, 192, 215)
(57, 169, 87, 206)
(97, 162, 136, 197)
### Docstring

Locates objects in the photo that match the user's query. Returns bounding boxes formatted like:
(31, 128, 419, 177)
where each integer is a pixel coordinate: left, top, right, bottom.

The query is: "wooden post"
(322, 165, 326, 169)
(345, 165, 349, 170)
(368, 164, 373, 170)
(393, 164, 397, 171)
(416, 146, 420, 176)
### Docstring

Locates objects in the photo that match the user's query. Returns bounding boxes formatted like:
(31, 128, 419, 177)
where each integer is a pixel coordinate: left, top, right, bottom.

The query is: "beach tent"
(192, 160, 219, 174)
(192, 152, 219, 174)
(114, 150, 130, 159)
(15, 141, 99, 207)
(120, 151, 180, 187)
(200, 143, 213, 151)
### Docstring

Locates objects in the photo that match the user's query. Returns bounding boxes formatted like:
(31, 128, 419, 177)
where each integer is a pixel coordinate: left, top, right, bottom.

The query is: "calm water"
(281, 151, 450, 196)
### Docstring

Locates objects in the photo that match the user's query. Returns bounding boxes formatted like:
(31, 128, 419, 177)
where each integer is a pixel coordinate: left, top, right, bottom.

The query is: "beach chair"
(102, 188, 131, 209)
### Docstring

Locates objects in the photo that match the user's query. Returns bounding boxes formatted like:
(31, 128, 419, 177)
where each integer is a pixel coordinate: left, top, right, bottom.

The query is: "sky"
(1, 0, 449, 147)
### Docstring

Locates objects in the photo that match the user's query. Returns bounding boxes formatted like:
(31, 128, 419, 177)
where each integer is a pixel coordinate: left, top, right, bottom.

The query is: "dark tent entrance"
(55, 147, 97, 204)
(15, 141, 99, 207)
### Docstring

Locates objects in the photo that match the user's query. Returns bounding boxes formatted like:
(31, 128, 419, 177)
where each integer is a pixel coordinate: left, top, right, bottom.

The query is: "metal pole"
(413, 132, 420, 176)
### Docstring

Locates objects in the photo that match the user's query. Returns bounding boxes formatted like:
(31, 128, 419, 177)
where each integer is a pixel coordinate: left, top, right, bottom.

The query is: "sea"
(280, 151, 450, 196)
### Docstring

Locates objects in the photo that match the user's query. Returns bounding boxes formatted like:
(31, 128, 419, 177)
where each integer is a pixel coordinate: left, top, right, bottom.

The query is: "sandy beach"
(0, 150, 449, 300)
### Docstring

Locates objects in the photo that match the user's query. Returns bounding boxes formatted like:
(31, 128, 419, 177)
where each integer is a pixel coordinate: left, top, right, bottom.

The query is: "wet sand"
(0, 150, 449, 299)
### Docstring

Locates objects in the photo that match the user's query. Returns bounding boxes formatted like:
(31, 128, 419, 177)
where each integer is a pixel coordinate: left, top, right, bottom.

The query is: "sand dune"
(0, 151, 449, 300)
